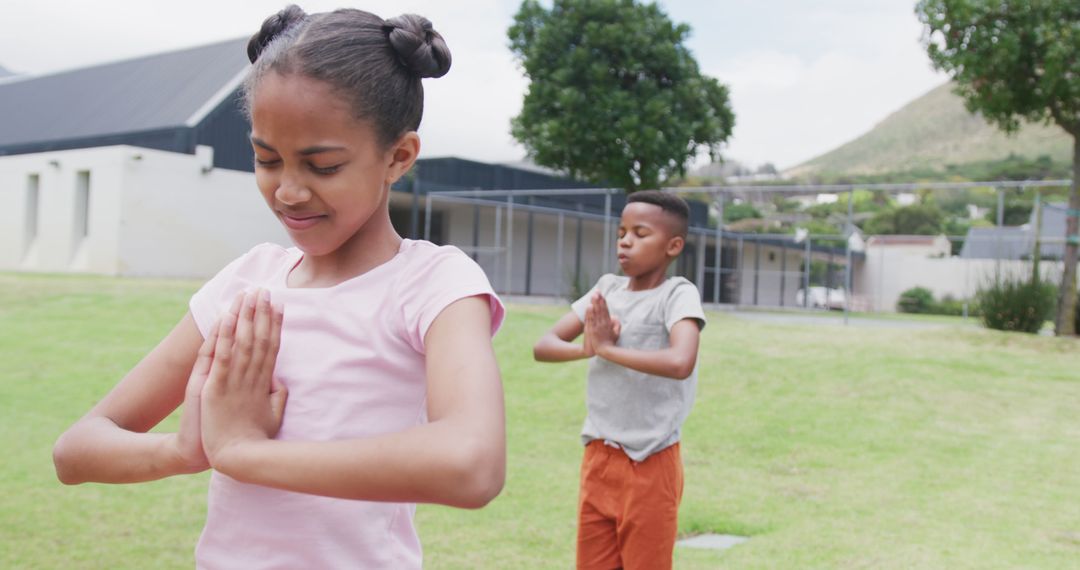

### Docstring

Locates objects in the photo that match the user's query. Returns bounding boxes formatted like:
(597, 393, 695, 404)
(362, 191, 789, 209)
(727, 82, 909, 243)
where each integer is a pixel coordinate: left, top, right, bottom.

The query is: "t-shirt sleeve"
(188, 244, 274, 338)
(399, 246, 505, 354)
(570, 274, 615, 322)
(665, 279, 707, 332)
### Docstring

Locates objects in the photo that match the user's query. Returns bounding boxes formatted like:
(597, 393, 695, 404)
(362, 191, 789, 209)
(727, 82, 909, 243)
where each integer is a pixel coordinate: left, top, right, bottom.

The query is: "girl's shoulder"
(225, 242, 297, 281)
(395, 239, 481, 277)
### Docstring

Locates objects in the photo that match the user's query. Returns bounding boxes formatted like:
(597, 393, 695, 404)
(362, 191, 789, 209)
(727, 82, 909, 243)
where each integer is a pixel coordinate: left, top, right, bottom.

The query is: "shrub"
(977, 277, 1057, 334)
(897, 287, 935, 314)
(937, 294, 976, 317)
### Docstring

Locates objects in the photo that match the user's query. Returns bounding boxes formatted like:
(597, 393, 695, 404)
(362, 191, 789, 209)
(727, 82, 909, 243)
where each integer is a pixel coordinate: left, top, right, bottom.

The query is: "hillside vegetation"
(789, 82, 1072, 178)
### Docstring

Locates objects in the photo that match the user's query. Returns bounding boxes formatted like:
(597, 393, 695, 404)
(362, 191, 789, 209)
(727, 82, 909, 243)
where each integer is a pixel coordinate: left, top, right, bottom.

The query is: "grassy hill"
(789, 82, 1073, 178)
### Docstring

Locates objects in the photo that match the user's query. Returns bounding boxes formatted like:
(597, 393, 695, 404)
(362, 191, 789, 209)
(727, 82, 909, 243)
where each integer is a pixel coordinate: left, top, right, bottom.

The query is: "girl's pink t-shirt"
(188, 239, 504, 569)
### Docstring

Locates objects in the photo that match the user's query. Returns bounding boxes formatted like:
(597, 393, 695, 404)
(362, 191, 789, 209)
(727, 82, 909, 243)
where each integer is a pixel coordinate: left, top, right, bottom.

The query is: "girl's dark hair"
(243, 5, 451, 148)
(626, 191, 690, 237)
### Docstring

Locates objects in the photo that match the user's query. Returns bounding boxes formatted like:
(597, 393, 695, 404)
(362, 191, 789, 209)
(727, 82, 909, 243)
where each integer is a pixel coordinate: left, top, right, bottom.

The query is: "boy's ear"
(666, 235, 685, 258)
(384, 131, 421, 185)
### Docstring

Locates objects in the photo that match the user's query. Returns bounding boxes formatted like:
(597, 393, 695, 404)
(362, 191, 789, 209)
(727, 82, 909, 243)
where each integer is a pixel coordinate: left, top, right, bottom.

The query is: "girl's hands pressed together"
(173, 325, 219, 474)
(201, 289, 288, 474)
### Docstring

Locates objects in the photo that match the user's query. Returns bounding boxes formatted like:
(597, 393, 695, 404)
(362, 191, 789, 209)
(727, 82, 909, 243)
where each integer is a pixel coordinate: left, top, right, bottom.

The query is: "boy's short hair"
(626, 190, 690, 238)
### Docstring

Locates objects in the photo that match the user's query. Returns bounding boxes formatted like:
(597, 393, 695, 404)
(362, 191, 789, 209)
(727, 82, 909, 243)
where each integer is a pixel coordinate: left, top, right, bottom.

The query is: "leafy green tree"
(916, 0, 1080, 335)
(862, 204, 946, 235)
(983, 200, 1032, 226)
(723, 202, 762, 223)
(508, 0, 735, 191)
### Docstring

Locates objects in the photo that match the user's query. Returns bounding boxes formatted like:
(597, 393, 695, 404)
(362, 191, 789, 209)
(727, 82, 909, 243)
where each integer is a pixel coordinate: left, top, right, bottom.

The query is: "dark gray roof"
(0, 37, 249, 148)
(960, 226, 1031, 259)
(959, 202, 1070, 259)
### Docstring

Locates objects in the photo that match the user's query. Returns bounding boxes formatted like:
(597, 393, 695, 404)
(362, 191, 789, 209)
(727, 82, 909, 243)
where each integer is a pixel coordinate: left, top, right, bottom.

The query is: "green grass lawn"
(2, 273, 1079, 569)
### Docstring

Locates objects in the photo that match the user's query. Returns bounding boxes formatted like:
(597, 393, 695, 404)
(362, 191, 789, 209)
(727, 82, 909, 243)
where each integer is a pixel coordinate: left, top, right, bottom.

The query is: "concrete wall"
(856, 246, 1076, 312)
(0, 145, 290, 278)
(734, 240, 807, 307)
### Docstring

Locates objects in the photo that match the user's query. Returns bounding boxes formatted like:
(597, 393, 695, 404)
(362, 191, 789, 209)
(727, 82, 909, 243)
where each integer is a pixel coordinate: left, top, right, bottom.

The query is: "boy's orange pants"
(576, 440, 683, 570)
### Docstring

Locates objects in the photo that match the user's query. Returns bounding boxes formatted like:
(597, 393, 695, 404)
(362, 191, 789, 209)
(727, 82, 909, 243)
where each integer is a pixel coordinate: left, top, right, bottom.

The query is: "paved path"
(728, 310, 973, 330)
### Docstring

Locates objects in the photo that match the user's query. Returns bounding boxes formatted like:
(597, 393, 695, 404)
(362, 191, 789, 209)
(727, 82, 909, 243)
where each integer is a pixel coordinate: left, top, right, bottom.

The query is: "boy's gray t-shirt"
(571, 274, 706, 462)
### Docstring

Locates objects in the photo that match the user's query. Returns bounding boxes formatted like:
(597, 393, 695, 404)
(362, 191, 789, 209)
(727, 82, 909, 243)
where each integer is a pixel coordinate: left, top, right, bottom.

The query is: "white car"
(796, 287, 847, 310)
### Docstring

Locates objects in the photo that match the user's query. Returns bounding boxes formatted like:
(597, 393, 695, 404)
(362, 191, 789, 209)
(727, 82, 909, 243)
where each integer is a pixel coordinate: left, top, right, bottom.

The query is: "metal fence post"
(555, 212, 565, 298)
(603, 190, 613, 276)
(506, 195, 514, 295)
(423, 193, 433, 242)
(803, 236, 811, 308)
(713, 196, 724, 304)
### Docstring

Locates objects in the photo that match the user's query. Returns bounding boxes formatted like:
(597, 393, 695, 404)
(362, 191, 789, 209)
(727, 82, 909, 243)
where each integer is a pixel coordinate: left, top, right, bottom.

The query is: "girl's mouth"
(280, 213, 325, 230)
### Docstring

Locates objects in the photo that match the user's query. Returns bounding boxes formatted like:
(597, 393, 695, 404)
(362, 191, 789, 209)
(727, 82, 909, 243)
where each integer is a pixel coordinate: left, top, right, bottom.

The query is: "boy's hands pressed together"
(584, 293, 621, 357)
(201, 289, 288, 474)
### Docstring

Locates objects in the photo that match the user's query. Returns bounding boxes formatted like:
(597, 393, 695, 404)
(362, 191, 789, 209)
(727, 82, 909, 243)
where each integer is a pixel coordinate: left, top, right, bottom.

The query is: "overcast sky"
(1, 0, 948, 170)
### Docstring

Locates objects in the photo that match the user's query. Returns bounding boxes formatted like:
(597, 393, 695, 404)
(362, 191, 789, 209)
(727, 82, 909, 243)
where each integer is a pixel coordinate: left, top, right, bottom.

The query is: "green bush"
(937, 294, 977, 317)
(896, 288, 976, 316)
(977, 278, 1057, 334)
(897, 287, 935, 314)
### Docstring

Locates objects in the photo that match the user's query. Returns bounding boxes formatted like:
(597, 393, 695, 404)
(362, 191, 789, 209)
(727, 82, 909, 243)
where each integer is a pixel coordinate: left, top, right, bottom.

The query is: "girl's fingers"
(248, 290, 272, 385)
(191, 325, 219, 379)
(231, 291, 257, 381)
(211, 294, 243, 377)
(258, 304, 284, 385)
(269, 377, 289, 429)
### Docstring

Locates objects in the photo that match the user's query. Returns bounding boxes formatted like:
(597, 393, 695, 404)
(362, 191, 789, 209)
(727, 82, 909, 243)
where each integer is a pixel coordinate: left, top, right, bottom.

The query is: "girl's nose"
(275, 176, 311, 206)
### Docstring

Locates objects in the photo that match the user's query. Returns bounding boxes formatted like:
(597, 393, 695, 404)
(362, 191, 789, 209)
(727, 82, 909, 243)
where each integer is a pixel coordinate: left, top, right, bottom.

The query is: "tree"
(862, 204, 946, 235)
(723, 202, 762, 224)
(508, 0, 735, 192)
(916, 0, 1080, 335)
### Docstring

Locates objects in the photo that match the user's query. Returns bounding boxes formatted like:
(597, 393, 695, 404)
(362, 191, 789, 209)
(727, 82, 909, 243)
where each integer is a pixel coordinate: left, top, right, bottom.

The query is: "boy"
(533, 190, 706, 570)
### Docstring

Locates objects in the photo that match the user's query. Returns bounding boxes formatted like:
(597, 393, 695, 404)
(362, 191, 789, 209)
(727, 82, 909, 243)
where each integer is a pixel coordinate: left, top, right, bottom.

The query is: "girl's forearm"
(53, 417, 192, 484)
(212, 418, 504, 509)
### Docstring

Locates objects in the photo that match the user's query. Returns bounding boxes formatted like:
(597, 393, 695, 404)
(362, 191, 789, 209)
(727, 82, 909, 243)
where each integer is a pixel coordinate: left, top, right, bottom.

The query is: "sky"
(0, 0, 948, 170)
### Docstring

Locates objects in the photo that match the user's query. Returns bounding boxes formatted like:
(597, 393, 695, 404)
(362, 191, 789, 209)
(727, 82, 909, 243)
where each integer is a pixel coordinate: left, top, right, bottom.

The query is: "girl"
(52, 5, 506, 568)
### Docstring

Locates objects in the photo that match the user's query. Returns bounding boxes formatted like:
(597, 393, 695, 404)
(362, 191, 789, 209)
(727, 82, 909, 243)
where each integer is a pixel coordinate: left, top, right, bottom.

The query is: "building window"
(74, 170, 91, 239)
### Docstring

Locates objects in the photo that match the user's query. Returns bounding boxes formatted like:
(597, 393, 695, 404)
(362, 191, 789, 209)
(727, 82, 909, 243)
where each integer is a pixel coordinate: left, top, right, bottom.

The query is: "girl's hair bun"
(247, 4, 308, 63)
(383, 14, 452, 79)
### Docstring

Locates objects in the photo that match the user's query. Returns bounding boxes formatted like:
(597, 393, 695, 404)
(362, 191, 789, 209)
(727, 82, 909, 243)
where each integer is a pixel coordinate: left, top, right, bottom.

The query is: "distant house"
(959, 203, 1069, 260)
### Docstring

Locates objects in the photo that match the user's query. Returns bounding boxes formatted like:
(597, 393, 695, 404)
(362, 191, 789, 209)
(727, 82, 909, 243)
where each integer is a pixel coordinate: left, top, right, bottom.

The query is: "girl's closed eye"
(309, 162, 345, 175)
(255, 156, 281, 168)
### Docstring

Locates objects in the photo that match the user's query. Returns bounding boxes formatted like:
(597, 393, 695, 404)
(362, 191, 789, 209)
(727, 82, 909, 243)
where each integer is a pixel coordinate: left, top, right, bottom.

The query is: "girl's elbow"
(52, 433, 83, 485)
(450, 440, 505, 509)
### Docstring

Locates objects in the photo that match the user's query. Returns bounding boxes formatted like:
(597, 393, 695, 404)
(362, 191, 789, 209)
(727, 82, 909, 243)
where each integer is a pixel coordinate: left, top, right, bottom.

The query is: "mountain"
(789, 82, 1072, 178)
(0, 65, 14, 78)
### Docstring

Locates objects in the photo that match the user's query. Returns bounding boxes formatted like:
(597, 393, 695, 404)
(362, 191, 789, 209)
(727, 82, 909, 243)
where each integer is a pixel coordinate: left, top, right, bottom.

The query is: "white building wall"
(736, 240, 806, 307)
(0, 148, 125, 273)
(857, 246, 1076, 312)
(0, 145, 291, 278)
(117, 146, 289, 278)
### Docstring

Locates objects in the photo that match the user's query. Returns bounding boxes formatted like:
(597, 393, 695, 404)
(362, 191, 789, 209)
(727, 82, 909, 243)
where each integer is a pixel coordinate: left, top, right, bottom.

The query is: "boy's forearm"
(53, 417, 192, 484)
(593, 344, 695, 380)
